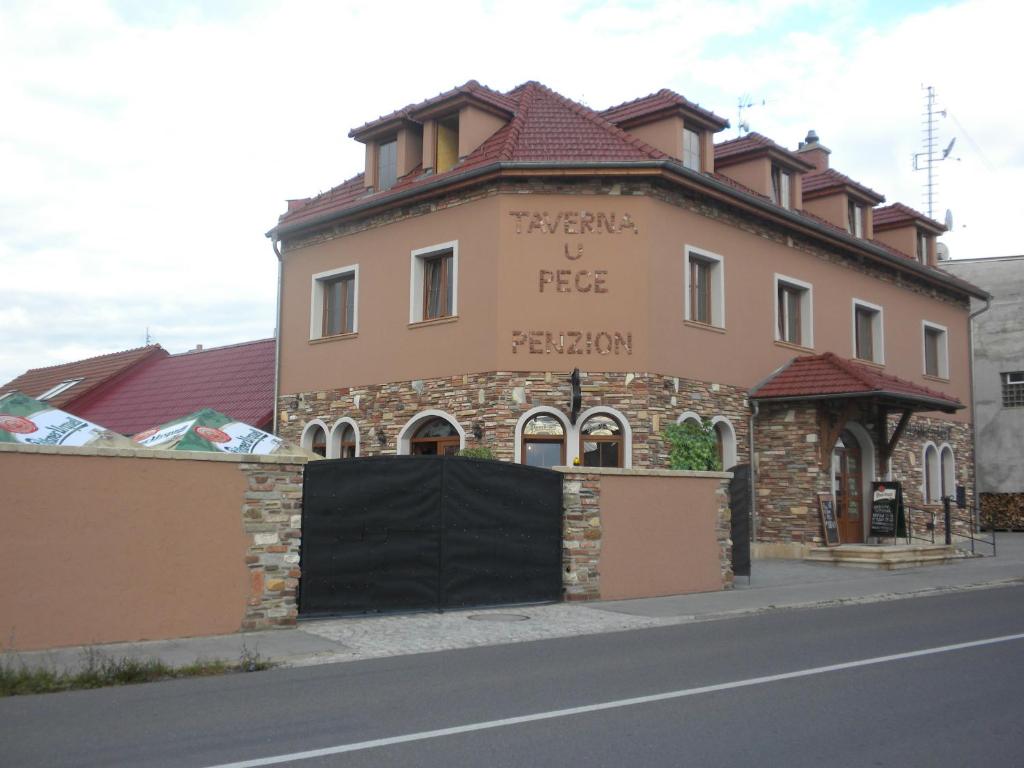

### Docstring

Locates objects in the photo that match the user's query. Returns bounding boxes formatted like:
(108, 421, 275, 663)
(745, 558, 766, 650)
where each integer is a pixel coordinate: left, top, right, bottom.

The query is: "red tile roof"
(873, 202, 945, 232)
(74, 339, 276, 435)
(802, 168, 885, 203)
(0, 345, 167, 409)
(713, 132, 814, 170)
(599, 88, 729, 130)
(278, 82, 667, 233)
(749, 352, 962, 411)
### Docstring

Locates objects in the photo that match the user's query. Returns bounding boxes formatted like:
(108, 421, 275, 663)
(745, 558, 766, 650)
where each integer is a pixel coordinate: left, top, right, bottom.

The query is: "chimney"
(796, 129, 831, 171)
(191, 344, 203, 353)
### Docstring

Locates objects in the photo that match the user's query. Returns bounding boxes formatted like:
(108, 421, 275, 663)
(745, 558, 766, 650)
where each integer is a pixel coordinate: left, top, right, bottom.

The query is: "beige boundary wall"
(0, 443, 306, 652)
(560, 467, 734, 601)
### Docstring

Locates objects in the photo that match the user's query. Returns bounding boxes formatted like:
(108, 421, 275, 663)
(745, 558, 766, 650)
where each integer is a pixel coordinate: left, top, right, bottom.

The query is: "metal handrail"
(904, 500, 996, 555)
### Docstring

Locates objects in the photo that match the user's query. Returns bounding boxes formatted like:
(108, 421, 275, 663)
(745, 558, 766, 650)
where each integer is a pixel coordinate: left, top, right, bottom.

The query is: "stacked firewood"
(980, 493, 1024, 531)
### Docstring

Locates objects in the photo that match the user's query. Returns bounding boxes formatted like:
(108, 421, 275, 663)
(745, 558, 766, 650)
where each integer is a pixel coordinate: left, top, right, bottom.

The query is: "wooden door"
(832, 431, 864, 544)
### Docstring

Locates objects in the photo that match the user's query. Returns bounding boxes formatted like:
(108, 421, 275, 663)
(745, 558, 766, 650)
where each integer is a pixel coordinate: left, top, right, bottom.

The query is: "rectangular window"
(770, 165, 791, 209)
(436, 115, 459, 173)
(852, 300, 884, 363)
(684, 247, 725, 328)
(775, 276, 813, 347)
(377, 139, 397, 192)
(37, 378, 83, 401)
(682, 128, 701, 171)
(847, 201, 864, 237)
(310, 265, 359, 340)
(923, 322, 948, 378)
(917, 230, 928, 264)
(410, 241, 459, 323)
(1002, 372, 1024, 408)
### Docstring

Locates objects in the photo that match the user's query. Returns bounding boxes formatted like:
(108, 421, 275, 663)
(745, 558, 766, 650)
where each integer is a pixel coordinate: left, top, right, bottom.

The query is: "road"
(2, 585, 1023, 767)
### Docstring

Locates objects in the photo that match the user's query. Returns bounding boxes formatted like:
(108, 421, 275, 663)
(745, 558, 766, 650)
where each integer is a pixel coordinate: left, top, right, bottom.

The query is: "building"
(267, 80, 986, 555)
(940, 255, 1024, 529)
(1, 339, 276, 435)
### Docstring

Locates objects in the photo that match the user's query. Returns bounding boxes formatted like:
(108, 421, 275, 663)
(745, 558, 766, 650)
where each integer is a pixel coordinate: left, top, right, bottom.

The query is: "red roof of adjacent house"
(873, 202, 945, 232)
(0, 345, 167, 409)
(74, 339, 276, 435)
(749, 352, 962, 411)
(802, 167, 885, 203)
(599, 88, 729, 130)
(713, 132, 814, 170)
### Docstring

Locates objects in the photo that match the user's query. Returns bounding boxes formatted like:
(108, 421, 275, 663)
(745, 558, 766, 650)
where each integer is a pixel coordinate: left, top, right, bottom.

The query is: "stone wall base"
(751, 541, 811, 560)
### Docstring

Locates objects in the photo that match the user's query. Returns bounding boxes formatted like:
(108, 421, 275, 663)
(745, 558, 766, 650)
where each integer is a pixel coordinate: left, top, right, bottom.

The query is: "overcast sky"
(1, 0, 1018, 385)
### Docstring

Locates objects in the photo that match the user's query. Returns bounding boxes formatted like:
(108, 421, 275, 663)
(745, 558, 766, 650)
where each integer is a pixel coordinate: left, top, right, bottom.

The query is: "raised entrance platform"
(804, 544, 961, 570)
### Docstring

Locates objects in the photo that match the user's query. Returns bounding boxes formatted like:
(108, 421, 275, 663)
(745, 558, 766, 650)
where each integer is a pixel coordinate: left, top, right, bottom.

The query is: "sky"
(1, 0, 1019, 385)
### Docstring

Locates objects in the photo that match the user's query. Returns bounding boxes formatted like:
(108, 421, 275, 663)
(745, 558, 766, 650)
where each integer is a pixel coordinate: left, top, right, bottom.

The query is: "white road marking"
(205, 631, 1024, 768)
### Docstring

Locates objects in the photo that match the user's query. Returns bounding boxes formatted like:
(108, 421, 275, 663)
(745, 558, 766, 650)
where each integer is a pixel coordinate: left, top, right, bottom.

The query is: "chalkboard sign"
(818, 493, 840, 546)
(871, 481, 906, 539)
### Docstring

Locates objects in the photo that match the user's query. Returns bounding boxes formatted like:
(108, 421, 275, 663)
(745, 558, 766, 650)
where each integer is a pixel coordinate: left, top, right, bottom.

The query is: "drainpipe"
(967, 295, 992, 538)
(271, 237, 284, 437)
(749, 400, 759, 541)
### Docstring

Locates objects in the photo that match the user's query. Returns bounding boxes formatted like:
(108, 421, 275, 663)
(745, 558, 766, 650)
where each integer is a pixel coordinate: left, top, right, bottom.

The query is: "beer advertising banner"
(131, 408, 300, 456)
(0, 392, 135, 449)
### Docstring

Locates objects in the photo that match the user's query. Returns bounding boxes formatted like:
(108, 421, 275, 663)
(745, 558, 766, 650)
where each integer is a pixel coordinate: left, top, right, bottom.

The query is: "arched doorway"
(410, 417, 461, 456)
(832, 429, 864, 543)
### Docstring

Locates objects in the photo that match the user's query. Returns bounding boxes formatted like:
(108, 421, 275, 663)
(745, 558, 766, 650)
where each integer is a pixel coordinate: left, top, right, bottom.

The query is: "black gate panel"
(441, 458, 563, 609)
(300, 456, 563, 617)
(728, 464, 752, 578)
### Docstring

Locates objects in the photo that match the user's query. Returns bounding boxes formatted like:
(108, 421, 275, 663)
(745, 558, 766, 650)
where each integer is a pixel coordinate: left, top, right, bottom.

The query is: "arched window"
(711, 417, 737, 470)
(335, 423, 357, 458)
(940, 445, 955, 499)
(410, 417, 461, 456)
(521, 414, 565, 468)
(579, 413, 624, 468)
(924, 444, 940, 503)
(302, 422, 327, 457)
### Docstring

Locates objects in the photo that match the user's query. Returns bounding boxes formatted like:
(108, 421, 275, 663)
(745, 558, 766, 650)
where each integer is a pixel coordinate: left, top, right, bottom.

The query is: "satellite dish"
(944, 209, 954, 230)
(936, 243, 950, 261)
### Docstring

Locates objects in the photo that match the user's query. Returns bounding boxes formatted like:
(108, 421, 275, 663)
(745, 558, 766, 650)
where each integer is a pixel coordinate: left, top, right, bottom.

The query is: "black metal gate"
(728, 464, 752, 578)
(299, 456, 563, 617)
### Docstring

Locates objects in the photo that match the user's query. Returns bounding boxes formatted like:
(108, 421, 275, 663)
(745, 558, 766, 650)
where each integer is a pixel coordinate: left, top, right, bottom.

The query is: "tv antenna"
(912, 85, 958, 218)
(736, 94, 766, 137)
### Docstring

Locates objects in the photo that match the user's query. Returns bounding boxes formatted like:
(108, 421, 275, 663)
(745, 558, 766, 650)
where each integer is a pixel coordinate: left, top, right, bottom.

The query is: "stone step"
(805, 544, 959, 570)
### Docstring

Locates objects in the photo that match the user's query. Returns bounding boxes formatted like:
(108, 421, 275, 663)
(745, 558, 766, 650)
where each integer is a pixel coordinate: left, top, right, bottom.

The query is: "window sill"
(408, 315, 458, 329)
(922, 373, 950, 384)
(853, 356, 885, 369)
(683, 320, 726, 334)
(774, 339, 814, 354)
(309, 332, 358, 345)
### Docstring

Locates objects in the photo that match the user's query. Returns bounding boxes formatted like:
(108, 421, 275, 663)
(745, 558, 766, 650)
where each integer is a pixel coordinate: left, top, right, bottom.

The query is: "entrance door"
(832, 430, 864, 544)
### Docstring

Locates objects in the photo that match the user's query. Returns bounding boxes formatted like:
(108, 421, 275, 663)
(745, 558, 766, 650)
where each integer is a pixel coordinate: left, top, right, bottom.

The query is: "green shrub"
(663, 421, 722, 471)
(456, 446, 496, 460)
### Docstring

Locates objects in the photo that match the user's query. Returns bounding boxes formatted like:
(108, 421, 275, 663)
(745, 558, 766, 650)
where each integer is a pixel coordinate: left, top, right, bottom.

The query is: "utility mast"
(913, 85, 955, 219)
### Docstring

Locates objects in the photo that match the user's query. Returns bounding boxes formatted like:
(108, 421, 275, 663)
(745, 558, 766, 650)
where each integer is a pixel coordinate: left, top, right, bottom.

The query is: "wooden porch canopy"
(748, 352, 964, 467)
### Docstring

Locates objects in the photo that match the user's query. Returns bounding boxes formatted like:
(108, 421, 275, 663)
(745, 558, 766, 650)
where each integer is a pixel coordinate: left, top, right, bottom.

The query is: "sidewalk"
(6, 534, 1021, 674)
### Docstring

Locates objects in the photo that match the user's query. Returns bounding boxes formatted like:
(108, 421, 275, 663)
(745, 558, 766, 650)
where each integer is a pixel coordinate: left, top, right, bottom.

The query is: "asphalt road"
(2, 585, 1023, 767)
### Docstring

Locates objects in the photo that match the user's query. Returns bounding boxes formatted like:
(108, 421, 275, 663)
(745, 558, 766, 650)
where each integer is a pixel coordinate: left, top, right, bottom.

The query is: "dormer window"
(770, 165, 792, 210)
(847, 201, 864, 237)
(436, 114, 459, 173)
(682, 128, 701, 171)
(377, 139, 397, 192)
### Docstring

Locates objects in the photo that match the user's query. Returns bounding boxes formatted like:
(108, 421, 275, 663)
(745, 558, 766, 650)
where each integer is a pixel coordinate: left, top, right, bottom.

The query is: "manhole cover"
(466, 613, 530, 622)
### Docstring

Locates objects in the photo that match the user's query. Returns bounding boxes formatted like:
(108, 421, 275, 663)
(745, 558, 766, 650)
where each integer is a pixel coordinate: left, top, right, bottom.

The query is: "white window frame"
(848, 200, 864, 237)
(329, 417, 360, 459)
(409, 240, 459, 323)
(310, 264, 359, 340)
(396, 409, 466, 455)
(773, 274, 814, 348)
(572, 405, 633, 468)
(37, 378, 84, 400)
(771, 165, 792, 210)
(683, 245, 726, 328)
(922, 442, 940, 503)
(682, 128, 701, 171)
(710, 415, 738, 470)
(939, 444, 955, 499)
(300, 419, 329, 456)
(851, 298, 884, 364)
(922, 321, 949, 379)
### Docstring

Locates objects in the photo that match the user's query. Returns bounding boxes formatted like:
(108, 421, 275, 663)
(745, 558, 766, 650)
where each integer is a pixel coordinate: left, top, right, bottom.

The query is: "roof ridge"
(168, 338, 275, 357)
(494, 82, 537, 160)
(20, 344, 163, 375)
(529, 82, 666, 160)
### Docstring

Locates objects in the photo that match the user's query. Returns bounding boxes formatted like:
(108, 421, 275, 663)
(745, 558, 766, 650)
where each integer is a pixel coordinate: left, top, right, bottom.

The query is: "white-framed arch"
(329, 417, 360, 458)
(939, 442, 955, 498)
(922, 441, 940, 503)
(676, 411, 702, 426)
(396, 409, 467, 455)
(710, 415, 738, 470)
(829, 421, 877, 540)
(300, 418, 329, 455)
(513, 406, 572, 465)
(572, 405, 633, 468)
